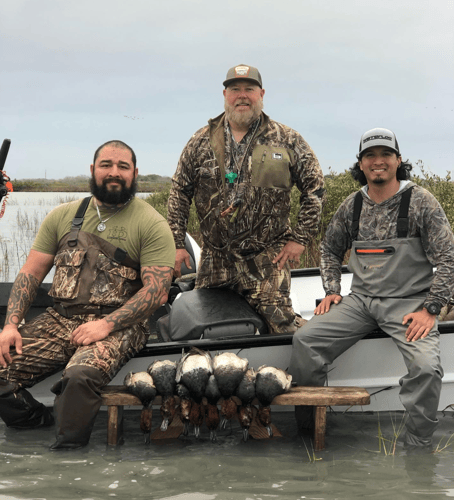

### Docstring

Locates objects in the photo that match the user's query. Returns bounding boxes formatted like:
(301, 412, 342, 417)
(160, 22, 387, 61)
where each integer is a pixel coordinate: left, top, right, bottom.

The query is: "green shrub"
(146, 164, 454, 269)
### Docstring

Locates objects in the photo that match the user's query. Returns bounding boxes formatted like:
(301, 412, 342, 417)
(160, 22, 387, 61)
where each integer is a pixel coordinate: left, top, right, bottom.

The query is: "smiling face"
(223, 80, 265, 130)
(359, 146, 402, 187)
(90, 145, 138, 205)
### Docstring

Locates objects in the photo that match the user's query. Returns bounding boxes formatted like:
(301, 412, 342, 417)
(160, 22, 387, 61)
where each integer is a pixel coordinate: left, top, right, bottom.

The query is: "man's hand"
(173, 248, 192, 278)
(403, 308, 437, 342)
(71, 319, 112, 346)
(273, 241, 306, 270)
(314, 294, 342, 315)
(0, 326, 23, 368)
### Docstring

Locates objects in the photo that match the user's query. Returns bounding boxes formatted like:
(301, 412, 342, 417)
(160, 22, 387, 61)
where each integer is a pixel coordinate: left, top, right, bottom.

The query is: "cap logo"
(234, 65, 250, 77)
(363, 134, 392, 144)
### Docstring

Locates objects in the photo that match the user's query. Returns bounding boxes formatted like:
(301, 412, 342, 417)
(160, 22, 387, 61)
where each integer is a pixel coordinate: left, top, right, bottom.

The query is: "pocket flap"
(54, 249, 86, 267)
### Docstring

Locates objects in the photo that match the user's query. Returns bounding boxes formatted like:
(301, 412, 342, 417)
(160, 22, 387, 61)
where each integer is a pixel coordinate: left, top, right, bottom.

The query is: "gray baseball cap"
(358, 128, 400, 158)
(223, 64, 262, 88)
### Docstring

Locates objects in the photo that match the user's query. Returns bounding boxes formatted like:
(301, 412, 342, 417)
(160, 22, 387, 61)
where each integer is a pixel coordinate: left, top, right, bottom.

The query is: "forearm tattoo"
(5, 272, 40, 327)
(104, 266, 173, 331)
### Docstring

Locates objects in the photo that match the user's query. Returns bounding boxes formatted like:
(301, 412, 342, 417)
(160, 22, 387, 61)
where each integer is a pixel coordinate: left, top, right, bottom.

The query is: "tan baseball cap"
(223, 64, 262, 88)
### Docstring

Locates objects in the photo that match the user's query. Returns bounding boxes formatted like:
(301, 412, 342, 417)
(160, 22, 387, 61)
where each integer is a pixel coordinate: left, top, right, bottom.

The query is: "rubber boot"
(49, 365, 106, 450)
(0, 378, 54, 429)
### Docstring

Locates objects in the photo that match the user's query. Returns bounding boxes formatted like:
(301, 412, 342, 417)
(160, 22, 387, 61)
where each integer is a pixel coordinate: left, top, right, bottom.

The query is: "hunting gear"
(289, 128, 454, 448)
(168, 64, 324, 335)
(0, 141, 175, 450)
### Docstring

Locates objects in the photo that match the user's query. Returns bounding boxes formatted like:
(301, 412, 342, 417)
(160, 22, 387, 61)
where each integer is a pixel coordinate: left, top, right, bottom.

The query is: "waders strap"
(351, 191, 363, 241)
(351, 186, 414, 241)
(396, 186, 414, 238)
(68, 196, 92, 247)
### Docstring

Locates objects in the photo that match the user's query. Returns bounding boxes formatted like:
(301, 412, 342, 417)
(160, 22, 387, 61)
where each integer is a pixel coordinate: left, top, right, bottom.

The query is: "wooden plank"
(101, 387, 370, 413)
(248, 406, 283, 439)
(150, 414, 184, 440)
(101, 385, 370, 408)
(271, 386, 370, 406)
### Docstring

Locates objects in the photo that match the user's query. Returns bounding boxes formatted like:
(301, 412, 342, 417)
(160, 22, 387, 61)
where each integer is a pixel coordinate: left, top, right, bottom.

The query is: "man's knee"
(51, 365, 106, 397)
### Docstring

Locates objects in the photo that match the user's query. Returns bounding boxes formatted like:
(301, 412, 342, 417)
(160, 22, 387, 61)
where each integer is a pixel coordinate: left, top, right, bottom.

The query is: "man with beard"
(168, 64, 324, 334)
(0, 140, 175, 449)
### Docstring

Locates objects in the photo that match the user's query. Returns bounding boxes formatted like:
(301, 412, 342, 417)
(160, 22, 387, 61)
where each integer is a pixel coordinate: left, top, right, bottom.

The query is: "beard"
(90, 175, 137, 205)
(224, 98, 263, 129)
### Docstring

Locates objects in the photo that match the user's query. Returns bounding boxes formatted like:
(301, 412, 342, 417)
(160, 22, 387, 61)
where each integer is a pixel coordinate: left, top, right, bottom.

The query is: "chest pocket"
(49, 249, 86, 300)
(250, 145, 291, 190)
(90, 254, 139, 306)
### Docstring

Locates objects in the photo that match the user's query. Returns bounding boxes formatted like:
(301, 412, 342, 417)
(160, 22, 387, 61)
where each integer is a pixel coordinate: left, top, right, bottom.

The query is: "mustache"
(103, 177, 126, 187)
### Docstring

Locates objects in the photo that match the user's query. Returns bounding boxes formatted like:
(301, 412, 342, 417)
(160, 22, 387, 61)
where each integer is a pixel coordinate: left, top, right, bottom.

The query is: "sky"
(1, 0, 453, 181)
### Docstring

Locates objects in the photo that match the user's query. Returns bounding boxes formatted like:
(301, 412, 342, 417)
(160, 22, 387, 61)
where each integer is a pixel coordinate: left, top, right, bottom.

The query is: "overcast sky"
(1, 0, 453, 181)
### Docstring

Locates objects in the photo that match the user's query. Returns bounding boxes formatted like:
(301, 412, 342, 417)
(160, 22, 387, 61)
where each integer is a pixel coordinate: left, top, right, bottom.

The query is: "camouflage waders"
(195, 244, 301, 334)
(0, 197, 147, 448)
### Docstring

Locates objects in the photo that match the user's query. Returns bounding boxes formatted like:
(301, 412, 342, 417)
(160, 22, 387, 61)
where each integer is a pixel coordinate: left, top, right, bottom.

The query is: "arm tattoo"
(104, 266, 173, 331)
(5, 272, 40, 327)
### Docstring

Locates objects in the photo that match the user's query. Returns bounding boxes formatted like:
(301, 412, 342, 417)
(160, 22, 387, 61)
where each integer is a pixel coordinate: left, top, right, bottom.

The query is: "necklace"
(227, 119, 259, 188)
(95, 198, 132, 232)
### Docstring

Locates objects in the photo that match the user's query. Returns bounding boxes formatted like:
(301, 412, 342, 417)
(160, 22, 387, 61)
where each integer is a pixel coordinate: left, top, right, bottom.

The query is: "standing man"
(289, 128, 454, 448)
(0, 140, 175, 449)
(168, 64, 324, 334)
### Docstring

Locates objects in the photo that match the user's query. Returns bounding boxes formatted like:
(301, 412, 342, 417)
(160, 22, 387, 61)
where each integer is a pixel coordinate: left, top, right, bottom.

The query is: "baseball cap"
(223, 64, 262, 88)
(357, 128, 400, 158)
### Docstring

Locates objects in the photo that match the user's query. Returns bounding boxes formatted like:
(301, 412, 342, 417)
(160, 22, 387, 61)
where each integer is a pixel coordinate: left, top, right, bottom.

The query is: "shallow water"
(1, 410, 454, 500)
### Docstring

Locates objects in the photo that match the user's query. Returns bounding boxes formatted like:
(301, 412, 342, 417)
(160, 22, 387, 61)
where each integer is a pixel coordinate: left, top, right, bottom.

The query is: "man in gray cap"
(167, 64, 324, 334)
(289, 127, 454, 448)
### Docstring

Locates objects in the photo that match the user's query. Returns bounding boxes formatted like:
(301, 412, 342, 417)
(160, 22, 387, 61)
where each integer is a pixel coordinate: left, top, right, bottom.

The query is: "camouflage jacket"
(321, 181, 454, 306)
(167, 112, 324, 255)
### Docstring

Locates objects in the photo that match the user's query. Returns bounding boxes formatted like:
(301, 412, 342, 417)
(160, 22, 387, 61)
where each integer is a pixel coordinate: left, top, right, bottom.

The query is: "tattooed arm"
(0, 250, 54, 368)
(71, 265, 173, 346)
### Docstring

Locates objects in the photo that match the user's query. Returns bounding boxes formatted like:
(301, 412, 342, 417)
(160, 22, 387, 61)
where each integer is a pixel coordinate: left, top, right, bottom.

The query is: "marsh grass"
(0, 205, 52, 281)
(377, 412, 407, 456)
(434, 433, 454, 453)
(302, 437, 322, 463)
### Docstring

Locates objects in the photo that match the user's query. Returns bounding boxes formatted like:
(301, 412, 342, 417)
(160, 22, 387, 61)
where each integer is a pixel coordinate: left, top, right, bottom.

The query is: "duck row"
(123, 347, 292, 442)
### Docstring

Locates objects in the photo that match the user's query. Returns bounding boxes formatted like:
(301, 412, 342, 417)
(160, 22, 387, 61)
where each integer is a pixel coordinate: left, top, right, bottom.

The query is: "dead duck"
(235, 368, 256, 442)
(124, 371, 157, 444)
(204, 374, 221, 442)
(176, 347, 213, 438)
(147, 360, 177, 432)
(176, 382, 192, 436)
(213, 352, 248, 429)
(255, 365, 292, 437)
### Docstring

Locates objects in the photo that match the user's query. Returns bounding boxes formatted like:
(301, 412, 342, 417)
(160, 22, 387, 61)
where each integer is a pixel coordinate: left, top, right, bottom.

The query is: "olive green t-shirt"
(32, 197, 176, 269)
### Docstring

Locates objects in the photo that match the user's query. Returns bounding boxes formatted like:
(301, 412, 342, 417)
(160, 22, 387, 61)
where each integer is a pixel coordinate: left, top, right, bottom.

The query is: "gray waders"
(290, 187, 442, 447)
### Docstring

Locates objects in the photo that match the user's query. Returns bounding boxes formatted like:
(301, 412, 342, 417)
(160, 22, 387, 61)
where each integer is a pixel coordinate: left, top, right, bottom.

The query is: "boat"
(1, 234, 453, 413)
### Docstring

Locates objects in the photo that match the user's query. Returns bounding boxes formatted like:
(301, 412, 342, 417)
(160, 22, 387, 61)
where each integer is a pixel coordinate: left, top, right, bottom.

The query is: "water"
(1, 193, 454, 498)
(1, 410, 454, 500)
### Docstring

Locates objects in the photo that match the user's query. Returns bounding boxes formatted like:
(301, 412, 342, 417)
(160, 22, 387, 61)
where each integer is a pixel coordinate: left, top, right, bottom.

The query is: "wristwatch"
(425, 302, 442, 315)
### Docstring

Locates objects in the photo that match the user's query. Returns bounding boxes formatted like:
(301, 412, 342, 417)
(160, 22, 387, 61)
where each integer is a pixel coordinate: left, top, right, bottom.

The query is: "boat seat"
(100, 385, 370, 451)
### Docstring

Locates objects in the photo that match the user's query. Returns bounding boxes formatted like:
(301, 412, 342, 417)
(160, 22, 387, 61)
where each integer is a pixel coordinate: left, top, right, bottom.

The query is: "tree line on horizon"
(10, 174, 172, 192)
(145, 161, 454, 269)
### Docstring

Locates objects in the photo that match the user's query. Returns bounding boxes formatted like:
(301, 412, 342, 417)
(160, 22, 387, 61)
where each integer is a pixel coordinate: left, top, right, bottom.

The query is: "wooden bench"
(101, 385, 370, 451)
